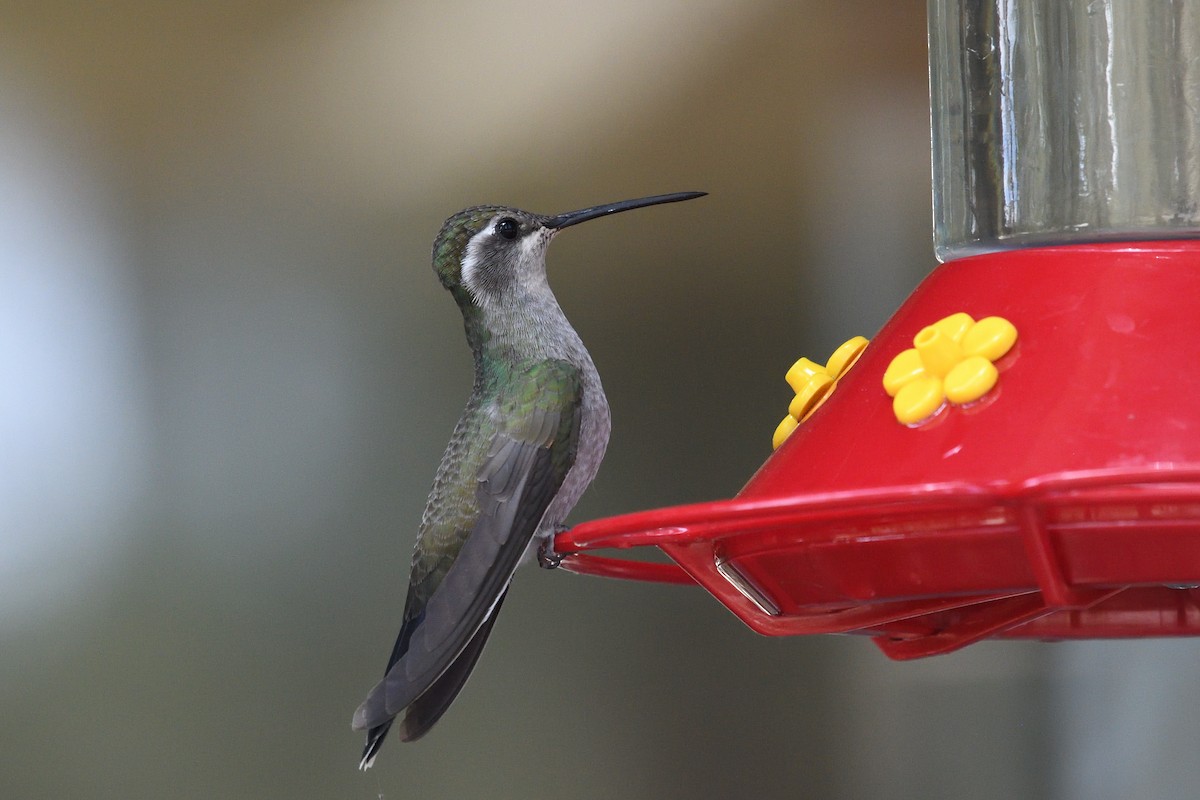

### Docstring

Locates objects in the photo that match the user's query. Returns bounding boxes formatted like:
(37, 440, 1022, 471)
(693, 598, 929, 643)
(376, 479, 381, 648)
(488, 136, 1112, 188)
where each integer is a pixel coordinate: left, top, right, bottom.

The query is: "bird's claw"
(537, 534, 566, 569)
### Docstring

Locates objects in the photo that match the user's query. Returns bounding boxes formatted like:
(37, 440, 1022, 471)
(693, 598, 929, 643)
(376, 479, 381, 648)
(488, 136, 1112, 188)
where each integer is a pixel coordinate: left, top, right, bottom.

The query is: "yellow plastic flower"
(883, 313, 1017, 425)
(773, 336, 869, 449)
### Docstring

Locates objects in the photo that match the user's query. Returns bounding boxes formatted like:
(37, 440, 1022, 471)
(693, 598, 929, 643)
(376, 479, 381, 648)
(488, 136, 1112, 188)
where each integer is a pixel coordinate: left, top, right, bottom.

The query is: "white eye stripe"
(459, 229, 489, 297)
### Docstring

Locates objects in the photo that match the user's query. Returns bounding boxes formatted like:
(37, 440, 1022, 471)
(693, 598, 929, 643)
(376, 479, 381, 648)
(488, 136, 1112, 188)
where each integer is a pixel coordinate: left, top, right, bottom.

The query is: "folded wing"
(353, 360, 583, 760)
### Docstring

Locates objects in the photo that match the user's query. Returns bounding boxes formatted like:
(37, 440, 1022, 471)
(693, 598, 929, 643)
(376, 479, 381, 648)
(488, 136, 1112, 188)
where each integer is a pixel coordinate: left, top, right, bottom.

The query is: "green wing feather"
(353, 359, 583, 743)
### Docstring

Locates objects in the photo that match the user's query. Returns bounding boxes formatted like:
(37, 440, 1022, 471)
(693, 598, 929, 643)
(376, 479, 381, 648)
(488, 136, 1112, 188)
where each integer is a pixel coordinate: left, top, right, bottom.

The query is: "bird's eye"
(495, 218, 519, 240)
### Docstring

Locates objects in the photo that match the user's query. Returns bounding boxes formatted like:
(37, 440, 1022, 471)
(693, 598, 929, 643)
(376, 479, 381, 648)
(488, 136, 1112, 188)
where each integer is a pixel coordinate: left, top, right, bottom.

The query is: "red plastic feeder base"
(554, 242, 1200, 659)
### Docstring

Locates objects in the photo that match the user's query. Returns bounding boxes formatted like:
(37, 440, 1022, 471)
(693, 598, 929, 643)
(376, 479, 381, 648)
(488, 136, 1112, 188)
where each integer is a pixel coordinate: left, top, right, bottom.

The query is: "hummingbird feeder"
(553, 0, 1200, 659)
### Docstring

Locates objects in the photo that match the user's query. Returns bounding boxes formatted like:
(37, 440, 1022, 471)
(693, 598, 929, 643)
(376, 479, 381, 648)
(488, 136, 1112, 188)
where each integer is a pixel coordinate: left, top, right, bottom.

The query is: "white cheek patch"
(459, 229, 490, 302)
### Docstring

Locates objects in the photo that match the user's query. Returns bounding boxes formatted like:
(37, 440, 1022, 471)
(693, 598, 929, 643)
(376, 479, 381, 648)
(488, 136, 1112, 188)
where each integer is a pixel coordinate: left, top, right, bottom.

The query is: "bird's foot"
(537, 531, 567, 569)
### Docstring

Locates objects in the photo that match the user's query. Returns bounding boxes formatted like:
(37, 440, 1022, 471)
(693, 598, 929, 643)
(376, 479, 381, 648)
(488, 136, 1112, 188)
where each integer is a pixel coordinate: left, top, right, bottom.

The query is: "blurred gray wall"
(2, 2, 1197, 798)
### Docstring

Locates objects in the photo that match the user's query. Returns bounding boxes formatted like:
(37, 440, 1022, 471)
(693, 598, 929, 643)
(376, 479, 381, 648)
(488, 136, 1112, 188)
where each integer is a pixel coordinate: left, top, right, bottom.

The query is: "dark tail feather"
(357, 590, 508, 768)
(398, 589, 508, 742)
(359, 720, 392, 770)
(358, 605, 423, 770)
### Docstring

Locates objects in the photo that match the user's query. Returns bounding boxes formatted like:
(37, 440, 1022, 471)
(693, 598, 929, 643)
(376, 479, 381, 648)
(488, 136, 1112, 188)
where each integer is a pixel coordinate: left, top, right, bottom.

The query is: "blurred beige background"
(3, 2, 1198, 798)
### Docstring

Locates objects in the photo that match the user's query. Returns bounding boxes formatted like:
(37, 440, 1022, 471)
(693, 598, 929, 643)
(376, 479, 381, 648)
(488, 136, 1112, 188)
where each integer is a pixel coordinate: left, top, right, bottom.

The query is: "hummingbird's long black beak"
(543, 191, 706, 230)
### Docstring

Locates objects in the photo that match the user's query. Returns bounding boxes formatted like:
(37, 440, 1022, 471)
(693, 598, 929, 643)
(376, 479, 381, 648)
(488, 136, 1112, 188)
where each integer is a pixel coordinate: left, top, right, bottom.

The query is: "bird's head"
(430, 192, 706, 308)
(431, 206, 552, 307)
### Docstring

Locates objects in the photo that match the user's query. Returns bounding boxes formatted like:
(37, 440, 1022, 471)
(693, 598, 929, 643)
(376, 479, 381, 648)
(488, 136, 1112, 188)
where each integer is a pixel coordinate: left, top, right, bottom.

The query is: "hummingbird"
(352, 191, 706, 769)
